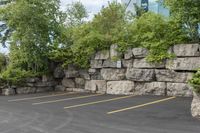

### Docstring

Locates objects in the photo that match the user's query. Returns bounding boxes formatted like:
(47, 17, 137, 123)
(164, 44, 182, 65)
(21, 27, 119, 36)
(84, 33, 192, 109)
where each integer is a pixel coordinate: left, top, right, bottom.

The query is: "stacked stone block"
(83, 44, 199, 97)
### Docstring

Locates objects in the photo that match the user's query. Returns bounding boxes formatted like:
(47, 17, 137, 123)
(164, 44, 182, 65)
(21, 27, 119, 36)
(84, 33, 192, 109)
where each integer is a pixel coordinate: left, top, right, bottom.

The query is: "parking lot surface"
(0, 92, 199, 133)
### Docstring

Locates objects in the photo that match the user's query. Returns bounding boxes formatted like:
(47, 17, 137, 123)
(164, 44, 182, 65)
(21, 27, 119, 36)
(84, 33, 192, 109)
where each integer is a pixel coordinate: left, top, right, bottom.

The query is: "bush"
(0, 65, 36, 86)
(0, 53, 6, 72)
(189, 69, 200, 93)
(118, 12, 188, 63)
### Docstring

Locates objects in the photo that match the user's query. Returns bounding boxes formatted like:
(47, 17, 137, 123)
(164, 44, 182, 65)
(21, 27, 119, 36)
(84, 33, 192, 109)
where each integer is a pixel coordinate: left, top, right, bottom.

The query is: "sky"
(0, 0, 115, 54)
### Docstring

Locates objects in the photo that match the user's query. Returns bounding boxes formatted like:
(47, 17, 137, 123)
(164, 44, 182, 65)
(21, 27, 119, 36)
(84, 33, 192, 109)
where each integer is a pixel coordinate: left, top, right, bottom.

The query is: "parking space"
(0, 92, 199, 133)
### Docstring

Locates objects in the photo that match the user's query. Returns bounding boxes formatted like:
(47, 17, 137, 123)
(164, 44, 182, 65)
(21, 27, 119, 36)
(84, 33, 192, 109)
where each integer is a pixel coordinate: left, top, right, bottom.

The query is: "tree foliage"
(164, 0, 200, 42)
(0, 52, 6, 72)
(189, 69, 200, 93)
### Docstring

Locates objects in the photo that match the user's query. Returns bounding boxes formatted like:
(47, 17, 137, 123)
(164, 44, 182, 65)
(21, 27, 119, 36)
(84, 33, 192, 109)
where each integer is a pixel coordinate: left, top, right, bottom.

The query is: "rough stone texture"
(167, 83, 193, 97)
(85, 80, 107, 93)
(124, 48, 133, 59)
(191, 92, 200, 119)
(90, 60, 103, 69)
(16, 87, 36, 94)
(135, 82, 166, 96)
(95, 50, 110, 60)
(173, 44, 200, 57)
(110, 44, 120, 59)
(155, 70, 193, 83)
(88, 68, 96, 74)
(2, 88, 15, 96)
(166, 57, 200, 71)
(75, 78, 85, 88)
(54, 66, 65, 79)
(42, 75, 54, 82)
(103, 60, 117, 68)
(36, 87, 54, 93)
(133, 58, 165, 68)
(101, 68, 126, 81)
(126, 68, 155, 81)
(55, 85, 66, 92)
(35, 81, 56, 87)
(79, 70, 90, 80)
(107, 81, 134, 95)
(72, 88, 86, 92)
(132, 48, 148, 58)
(26, 78, 40, 83)
(90, 69, 102, 80)
(122, 59, 133, 68)
(64, 69, 79, 78)
(62, 78, 75, 88)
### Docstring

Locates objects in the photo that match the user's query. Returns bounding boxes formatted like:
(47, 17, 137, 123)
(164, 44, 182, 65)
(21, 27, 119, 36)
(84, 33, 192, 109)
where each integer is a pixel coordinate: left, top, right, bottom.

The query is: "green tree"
(0, 52, 6, 72)
(0, 0, 64, 73)
(164, 0, 200, 42)
(65, 1, 88, 27)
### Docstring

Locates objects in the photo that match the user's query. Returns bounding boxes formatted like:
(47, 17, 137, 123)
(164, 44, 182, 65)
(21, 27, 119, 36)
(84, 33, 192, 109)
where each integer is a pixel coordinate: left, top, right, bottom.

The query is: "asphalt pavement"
(0, 92, 199, 133)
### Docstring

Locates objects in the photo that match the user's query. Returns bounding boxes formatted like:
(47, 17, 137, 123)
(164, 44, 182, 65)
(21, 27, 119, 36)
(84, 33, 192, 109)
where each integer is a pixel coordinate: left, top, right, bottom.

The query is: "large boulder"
(166, 57, 200, 71)
(62, 78, 75, 88)
(103, 60, 118, 68)
(124, 48, 133, 59)
(16, 87, 36, 94)
(2, 88, 15, 96)
(167, 83, 193, 97)
(107, 81, 134, 95)
(85, 80, 107, 93)
(53, 66, 65, 79)
(95, 50, 110, 60)
(126, 68, 155, 81)
(64, 69, 79, 78)
(134, 82, 166, 96)
(155, 70, 193, 83)
(173, 44, 200, 57)
(110, 44, 121, 59)
(191, 92, 200, 119)
(122, 59, 133, 68)
(55, 85, 66, 92)
(79, 70, 90, 80)
(36, 87, 54, 93)
(133, 58, 165, 68)
(75, 78, 85, 88)
(90, 60, 103, 69)
(101, 68, 126, 80)
(132, 48, 148, 58)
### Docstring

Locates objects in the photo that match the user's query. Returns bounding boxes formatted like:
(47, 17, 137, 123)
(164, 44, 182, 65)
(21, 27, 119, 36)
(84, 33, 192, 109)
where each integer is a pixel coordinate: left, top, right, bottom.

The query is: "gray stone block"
(191, 92, 200, 119)
(124, 48, 133, 59)
(122, 59, 133, 68)
(101, 68, 126, 80)
(17, 87, 36, 94)
(126, 68, 155, 81)
(107, 81, 134, 95)
(75, 78, 85, 88)
(155, 70, 193, 83)
(90, 60, 103, 69)
(134, 82, 166, 96)
(54, 66, 65, 79)
(132, 48, 148, 58)
(167, 83, 193, 97)
(62, 78, 75, 88)
(173, 44, 200, 57)
(103, 60, 118, 68)
(133, 58, 165, 68)
(85, 80, 107, 93)
(166, 57, 200, 71)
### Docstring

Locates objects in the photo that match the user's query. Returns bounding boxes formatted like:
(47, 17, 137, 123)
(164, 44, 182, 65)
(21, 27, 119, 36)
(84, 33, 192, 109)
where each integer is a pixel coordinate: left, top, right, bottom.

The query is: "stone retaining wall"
(55, 44, 200, 97)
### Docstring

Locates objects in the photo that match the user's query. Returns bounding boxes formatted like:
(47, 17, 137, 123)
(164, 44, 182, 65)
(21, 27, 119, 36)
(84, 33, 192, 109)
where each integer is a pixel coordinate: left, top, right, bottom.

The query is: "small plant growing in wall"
(189, 69, 200, 94)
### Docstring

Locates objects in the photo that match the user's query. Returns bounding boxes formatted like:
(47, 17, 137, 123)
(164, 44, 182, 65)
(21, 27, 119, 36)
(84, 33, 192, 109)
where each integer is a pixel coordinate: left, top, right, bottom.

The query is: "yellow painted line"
(107, 96, 176, 115)
(8, 92, 78, 102)
(64, 95, 135, 109)
(32, 93, 103, 105)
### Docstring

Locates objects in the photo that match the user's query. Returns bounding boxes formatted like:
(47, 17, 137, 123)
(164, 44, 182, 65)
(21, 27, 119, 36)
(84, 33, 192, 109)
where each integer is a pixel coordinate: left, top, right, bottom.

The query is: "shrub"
(118, 12, 188, 63)
(0, 65, 36, 86)
(189, 69, 200, 93)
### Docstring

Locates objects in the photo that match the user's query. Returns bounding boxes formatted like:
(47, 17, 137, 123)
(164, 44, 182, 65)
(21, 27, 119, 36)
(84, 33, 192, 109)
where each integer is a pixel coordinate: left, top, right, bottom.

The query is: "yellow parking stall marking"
(107, 96, 176, 115)
(8, 92, 78, 102)
(32, 93, 103, 105)
(64, 95, 135, 109)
